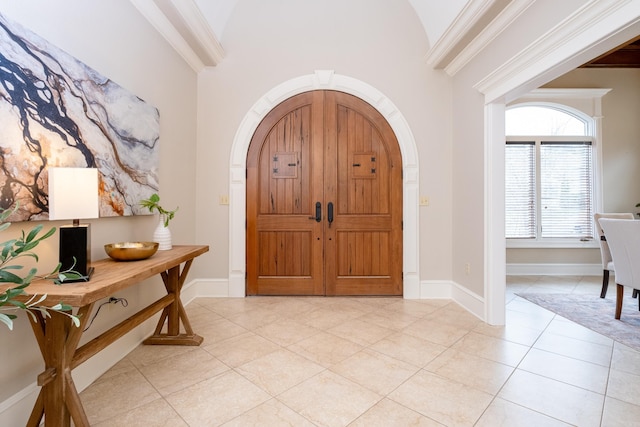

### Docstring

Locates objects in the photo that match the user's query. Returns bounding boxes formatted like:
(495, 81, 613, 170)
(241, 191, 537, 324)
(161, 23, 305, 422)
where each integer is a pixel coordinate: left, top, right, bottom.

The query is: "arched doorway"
(228, 71, 420, 298)
(246, 90, 403, 296)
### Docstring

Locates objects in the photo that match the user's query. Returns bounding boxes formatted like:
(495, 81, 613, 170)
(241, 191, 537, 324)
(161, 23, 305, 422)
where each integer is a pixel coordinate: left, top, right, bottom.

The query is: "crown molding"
(130, 0, 224, 72)
(445, 0, 536, 76)
(474, 0, 639, 103)
(518, 88, 612, 100)
(425, 0, 497, 68)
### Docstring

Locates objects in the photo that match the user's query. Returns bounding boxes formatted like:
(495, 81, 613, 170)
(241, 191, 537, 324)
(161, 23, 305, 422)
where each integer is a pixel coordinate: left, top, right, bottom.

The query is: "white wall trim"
(228, 70, 420, 299)
(182, 278, 230, 300)
(426, 0, 498, 68)
(445, 0, 536, 75)
(484, 103, 506, 325)
(419, 280, 454, 299)
(451, 282, 485, 321)
(419, 279, 485, 320)
(0, 381, 38, 421)
(474, 0, 640, 103)
(507, 263, 602, 276)
(515, 88, 613, 100)
(167, 0, 225, 65)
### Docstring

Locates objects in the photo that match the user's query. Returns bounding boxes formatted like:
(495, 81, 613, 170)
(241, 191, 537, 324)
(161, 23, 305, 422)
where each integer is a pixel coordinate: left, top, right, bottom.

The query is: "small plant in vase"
(140, 193, 178, 250)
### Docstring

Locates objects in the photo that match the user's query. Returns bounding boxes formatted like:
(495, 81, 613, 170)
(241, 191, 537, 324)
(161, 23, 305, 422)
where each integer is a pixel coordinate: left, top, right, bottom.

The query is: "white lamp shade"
(48, 167, 99, 220)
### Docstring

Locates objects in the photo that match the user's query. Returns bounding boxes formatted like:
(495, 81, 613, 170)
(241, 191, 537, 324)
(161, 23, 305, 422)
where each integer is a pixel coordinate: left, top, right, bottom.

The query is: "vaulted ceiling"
(131, 0, 640, 73)
(130, 0, 507, 72)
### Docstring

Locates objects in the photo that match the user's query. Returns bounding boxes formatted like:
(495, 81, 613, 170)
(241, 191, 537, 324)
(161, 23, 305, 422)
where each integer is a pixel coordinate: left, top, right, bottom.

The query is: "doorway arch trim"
(228, 70, 420, 297)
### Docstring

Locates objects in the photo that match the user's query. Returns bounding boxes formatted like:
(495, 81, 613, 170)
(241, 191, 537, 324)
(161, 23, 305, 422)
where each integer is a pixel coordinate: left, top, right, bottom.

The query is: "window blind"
(540, 141, 593, 239)
(505, 142, 535, 238)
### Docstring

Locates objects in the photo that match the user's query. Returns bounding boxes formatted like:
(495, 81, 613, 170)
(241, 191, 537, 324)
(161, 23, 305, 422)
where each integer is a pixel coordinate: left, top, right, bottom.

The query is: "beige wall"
(193, 0, 455, 282)
(0, 0, 197, 417)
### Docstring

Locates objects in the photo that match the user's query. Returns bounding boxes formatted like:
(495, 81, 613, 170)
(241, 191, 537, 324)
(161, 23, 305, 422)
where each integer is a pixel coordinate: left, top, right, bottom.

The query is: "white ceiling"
(131, 0, 503, 72)
(192, 0, 468, 47)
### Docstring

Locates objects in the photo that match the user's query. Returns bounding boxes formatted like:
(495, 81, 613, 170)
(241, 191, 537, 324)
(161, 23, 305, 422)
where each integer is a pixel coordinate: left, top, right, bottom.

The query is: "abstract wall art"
(0, 12, 159, 222)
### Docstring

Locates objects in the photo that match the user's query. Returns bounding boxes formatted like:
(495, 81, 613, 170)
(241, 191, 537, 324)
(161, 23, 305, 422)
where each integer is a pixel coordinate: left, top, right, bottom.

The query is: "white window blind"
(505, 139, 594, 240)
(540, 141, 593, 239)
(505, 142, 535, 238)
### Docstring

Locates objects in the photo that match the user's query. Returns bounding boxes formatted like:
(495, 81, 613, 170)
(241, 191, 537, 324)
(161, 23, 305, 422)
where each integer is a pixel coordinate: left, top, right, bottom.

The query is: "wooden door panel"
(325, 91, 402, 296)
(257, 231, 312, 276)
(247, 90, 401, 296)
(247, 91, 324, 295)
(336, 231, 391, 276)
(337, 105, 391, 216)
(258, 108, 311, 215)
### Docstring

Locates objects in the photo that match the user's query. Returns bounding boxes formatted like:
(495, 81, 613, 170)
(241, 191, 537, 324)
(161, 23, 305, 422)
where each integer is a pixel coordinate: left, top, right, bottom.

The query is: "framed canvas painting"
(0, 12, 160, 222)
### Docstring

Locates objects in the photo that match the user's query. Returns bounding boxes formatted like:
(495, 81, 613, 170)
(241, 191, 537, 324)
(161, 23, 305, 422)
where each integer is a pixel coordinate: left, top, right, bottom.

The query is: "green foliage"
(139, 193, 178, 227)
(0, 205, 81, 330)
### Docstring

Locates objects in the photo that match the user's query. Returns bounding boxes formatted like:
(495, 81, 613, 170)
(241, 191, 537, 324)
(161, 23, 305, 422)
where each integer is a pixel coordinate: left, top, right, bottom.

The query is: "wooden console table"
(14, 244, 208, 427)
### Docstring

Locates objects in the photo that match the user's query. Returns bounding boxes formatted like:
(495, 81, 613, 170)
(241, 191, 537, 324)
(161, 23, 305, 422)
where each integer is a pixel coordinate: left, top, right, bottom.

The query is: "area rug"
(516, 292, 640, 352)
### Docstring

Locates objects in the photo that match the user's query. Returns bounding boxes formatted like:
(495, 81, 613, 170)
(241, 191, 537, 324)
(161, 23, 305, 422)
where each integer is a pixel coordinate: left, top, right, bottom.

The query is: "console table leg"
(166, 265, 180, 335)
(65, 372, 90, 426)
(26, 390, 44, 427)
(28, 306, 93, 427)
(43, 311, 72, 426)
(144, 260, 203, 346)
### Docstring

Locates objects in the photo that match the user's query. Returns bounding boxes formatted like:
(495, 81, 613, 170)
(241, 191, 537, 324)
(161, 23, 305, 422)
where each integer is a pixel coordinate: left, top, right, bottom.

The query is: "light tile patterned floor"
(81, 276, 640, 426)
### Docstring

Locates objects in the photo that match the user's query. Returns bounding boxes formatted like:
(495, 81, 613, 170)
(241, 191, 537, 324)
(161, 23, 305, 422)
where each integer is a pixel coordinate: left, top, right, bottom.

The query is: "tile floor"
(80, 276, 640, 426)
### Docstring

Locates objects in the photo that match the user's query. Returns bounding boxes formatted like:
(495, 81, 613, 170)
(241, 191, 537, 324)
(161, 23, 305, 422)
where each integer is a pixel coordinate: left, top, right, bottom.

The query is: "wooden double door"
(246, 90, 402, 296)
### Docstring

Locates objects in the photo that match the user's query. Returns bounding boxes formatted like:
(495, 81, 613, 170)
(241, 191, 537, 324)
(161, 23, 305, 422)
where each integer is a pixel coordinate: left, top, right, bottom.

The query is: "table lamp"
(48, 167, 99, 281)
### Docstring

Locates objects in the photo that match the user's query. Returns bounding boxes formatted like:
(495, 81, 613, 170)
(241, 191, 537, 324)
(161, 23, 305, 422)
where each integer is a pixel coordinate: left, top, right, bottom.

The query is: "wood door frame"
(229, 71, 420, 298)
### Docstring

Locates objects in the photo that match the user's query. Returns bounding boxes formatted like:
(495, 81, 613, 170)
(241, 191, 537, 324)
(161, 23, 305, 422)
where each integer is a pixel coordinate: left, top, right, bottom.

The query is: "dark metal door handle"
(327, 202, 334, 226)
(308, 202, 321, 222)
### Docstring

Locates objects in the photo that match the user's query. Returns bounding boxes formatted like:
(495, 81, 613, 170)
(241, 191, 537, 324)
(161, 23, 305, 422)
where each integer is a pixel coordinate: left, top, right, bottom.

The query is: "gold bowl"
(104, 242, 159, 261)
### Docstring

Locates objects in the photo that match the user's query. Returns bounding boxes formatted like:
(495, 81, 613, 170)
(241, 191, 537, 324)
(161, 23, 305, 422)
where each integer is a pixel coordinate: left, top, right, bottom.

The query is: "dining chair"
(598, 218, 640, 319)
(594, 213, 635, 298)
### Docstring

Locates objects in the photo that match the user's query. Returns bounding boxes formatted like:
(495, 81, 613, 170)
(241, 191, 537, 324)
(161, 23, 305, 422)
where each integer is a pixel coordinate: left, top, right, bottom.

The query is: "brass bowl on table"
(104, 242, 159, 261)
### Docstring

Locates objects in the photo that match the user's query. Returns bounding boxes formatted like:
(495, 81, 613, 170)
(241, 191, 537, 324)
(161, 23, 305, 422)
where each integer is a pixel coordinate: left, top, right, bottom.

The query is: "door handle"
(309, 202, 321, 222)
(327, 202, 334, 226)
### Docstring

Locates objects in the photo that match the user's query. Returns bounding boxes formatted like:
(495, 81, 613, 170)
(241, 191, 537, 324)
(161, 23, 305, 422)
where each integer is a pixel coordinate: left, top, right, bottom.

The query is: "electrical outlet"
(219, 195, 229, 205)
(465, 262, 471, 275)
(419, 196, 429, 206)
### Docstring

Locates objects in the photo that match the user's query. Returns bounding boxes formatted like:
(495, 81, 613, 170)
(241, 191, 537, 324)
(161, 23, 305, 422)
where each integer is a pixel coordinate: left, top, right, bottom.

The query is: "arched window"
(506, 103, 595, 243)
(506, 105, 589, 136)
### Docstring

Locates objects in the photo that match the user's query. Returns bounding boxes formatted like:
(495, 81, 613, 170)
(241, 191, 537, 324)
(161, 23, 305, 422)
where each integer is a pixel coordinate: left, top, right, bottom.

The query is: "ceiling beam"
(130, 0, 224, 72)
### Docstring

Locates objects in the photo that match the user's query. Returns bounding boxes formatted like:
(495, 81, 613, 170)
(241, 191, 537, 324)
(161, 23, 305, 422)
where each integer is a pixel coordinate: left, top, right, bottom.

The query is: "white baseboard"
(419, 279, 453, 299)
(419, 279, 484, 320)
(182, 278, 230, 302)
(507, 263, 601, 276)
(450, 282, 485, 320)
(0, 381, 38, 426)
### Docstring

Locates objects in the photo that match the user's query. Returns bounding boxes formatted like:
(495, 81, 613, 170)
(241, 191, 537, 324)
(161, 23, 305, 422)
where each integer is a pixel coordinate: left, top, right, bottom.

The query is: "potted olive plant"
(0, 205, 80, 330)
